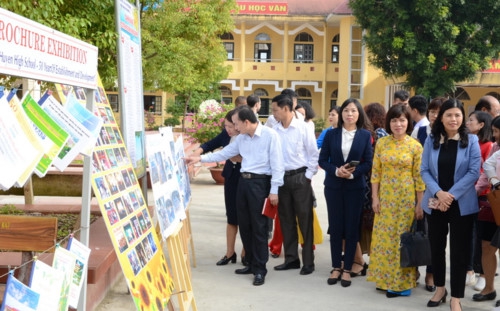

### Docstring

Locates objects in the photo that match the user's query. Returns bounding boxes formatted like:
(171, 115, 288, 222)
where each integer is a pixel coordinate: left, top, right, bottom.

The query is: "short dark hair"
(246, 94, 260, 108)
(385, 104, 413, 135)
(225, 109, 236, 122)
(431, 99, 468, 149)
(394, 90, 409, 102)
(234, 105, 258, 124)
(337, 98, 371, 130)
(272, 94, 293, 111)
(298, 100, 315, 121)
(428, 97, 446, 114)
(409, 95, 428, 115)
(281, 88, 298, 99)
(234, 96, 247, 107)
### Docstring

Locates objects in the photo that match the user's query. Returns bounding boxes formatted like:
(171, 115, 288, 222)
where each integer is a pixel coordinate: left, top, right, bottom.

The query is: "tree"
(349, 0, 500, 96)
(1, 0, 118, 89)
(140, 0, 237, 128)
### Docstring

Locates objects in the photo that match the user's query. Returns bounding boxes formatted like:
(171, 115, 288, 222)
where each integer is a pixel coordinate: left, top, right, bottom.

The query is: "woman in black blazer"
(319, 98, 373, 287)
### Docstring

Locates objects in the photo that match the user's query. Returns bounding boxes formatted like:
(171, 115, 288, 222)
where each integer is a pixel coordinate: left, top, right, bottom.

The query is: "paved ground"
(96, 168, 499, 311)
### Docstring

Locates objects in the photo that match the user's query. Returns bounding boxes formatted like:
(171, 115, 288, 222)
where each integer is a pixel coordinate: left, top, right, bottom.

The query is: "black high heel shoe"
(341, 271, 352, 287)
(427, 289, 447, 307)
(327, 268, 342, 285)
(350, 262, 368, 277)
(216, 253, 236, 266)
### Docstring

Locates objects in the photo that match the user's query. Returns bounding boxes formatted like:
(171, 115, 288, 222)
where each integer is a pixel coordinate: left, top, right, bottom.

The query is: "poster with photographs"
(158, 127, 192, 211)
(56, 77, 174, 311)
(145, 132, 186, 239)
(1, 274, 40, 311)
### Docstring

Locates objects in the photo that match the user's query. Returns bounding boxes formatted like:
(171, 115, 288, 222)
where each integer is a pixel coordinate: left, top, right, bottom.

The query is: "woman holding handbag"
(421, 99, 481, 311)
(367, 104, 425, 298)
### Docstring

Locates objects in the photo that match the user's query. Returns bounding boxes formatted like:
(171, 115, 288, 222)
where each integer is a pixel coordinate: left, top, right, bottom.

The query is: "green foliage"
(314, 118, 326, 132)
(0, 205, 24, 215)
(349, 0, 500, 97)
(141, 0, 237, 112)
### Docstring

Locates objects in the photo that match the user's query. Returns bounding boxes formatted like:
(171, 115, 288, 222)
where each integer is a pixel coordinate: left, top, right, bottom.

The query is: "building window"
(108, 94, 119, 112)
(221, 33, 234, 60)
(349, 26, 363, 98)
(332, 34, 340, 63)
(296, 88, 312, 106)
(254, 33, 271, 62)
(294, 32, 314, 63)
(220, 86, 232, 104)
(144, 96, 162, 115)
(254, 88, 270, 116)
(330, 90, 338, 109)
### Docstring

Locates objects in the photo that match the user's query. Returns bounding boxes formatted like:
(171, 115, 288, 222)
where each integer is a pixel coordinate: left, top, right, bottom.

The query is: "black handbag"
(400, 219, 432, 267)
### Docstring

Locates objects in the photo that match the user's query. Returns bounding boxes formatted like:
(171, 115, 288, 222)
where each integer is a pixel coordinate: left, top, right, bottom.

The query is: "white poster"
(30, 260, 65, 311)
(66, 237, 92, 308)
(0, 8, 98, 88)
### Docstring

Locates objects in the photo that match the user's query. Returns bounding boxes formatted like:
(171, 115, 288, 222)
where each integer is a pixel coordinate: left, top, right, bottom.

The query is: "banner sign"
(0, 8, 98, 88)
(483, 59, 500, 73)
(237, 1, 288, 15)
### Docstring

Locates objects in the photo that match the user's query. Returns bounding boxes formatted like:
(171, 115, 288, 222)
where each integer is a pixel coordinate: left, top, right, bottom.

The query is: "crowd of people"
(185, 89, 500, 310)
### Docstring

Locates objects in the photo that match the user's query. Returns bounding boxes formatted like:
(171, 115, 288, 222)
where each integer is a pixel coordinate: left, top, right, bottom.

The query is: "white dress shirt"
(411, 117, 430, 138)
(273, 117, 319, 179)
(201, 123, 284, 194)
(265, 111, 304, 128)
(341, 127, 356, 161)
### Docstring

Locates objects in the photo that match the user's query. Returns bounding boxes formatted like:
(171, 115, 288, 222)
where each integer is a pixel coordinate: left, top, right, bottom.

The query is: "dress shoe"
(427, 289, 447, 307)
(472, 290, 496, 301)
(340, 271, 351, 287)
(270, 253, 280, 258)
(274, 259, 300, 271)
(425, 273, 436, 292)
(300, 265, 315, 275)
(350, 262, 368, 277)
(496, 300, 500, 307)
(425, 284, 436, 292)
(327, 268, 341, 285)
(253, 274, 265, 286)
(386, 289, 411, 298)
(216, 253, 236, 266)
(241, 256, 250, 266)
(235, 266, 252, 274)
(474, 276, 485, 291)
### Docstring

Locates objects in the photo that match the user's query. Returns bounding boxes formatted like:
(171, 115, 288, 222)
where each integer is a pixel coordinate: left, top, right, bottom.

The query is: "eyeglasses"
(428, 111, 439, 116)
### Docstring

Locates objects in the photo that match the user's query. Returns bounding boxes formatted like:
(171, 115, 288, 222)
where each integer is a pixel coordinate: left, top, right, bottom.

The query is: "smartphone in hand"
(347, 160, 360, 168)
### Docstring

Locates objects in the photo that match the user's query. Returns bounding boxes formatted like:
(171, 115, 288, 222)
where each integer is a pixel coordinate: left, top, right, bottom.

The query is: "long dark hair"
(337, 98, 373, 131)
(431, 99, 468, 149)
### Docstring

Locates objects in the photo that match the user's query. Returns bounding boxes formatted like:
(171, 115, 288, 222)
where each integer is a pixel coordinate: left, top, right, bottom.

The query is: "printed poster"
(173, 134, 192, 210)
(76, 76, 174, 310)
(21, 94, 69, 177)
(0, 92, 44, 189)
(0, 274, 40, 311)
(52, 247, 77, 311)
(29, 260, 65, 311)
(146, 132, 185, 239)
(67, 237, 92, 308)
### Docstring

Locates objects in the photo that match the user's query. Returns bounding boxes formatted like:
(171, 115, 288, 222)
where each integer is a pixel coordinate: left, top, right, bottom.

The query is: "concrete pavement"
(96, 167, 498, 311)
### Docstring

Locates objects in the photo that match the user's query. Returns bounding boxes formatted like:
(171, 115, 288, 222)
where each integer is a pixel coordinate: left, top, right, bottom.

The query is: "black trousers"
(278, 172, 314, 266)
(427, 202, 475, 298)
(236, 177, 271, 275)
(324, 186, 364, 271)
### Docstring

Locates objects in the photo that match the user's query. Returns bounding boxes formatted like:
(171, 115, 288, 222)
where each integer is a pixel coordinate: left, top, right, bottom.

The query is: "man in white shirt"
(265, 88, 303, 128)
(409, 95, 430, 139)
(185, 105, 284, 286)
(271, 94, 319, 275)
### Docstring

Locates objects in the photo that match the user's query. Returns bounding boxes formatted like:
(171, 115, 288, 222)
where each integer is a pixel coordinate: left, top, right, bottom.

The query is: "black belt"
(284, 167, 306, 176)
(240, 172, 270, 179)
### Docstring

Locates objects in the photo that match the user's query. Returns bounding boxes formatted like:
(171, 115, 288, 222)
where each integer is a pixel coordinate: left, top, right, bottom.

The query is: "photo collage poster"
(55, 77, 174, 311)
(145, 129, 186, 239)
(158, 127, 192, 211)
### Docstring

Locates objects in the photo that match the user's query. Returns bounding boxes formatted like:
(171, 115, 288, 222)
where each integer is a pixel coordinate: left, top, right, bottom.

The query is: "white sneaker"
(474, 276, 486, 291)
(465, 272, 476, 286)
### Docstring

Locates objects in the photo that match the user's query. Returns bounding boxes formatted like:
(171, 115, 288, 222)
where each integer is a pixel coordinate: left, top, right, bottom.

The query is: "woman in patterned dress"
(367, 104, 425, 297)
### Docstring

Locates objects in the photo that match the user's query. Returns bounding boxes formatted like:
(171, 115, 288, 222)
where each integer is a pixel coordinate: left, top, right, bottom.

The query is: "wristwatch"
(493, 181, 500, 190)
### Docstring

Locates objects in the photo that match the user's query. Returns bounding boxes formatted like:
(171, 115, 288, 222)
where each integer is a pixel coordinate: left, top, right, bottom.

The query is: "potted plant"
(185, 100, 232, 184)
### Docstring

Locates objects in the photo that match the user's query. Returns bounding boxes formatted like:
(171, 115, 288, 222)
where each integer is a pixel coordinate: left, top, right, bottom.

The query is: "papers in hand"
(262, 198, 277, 219)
